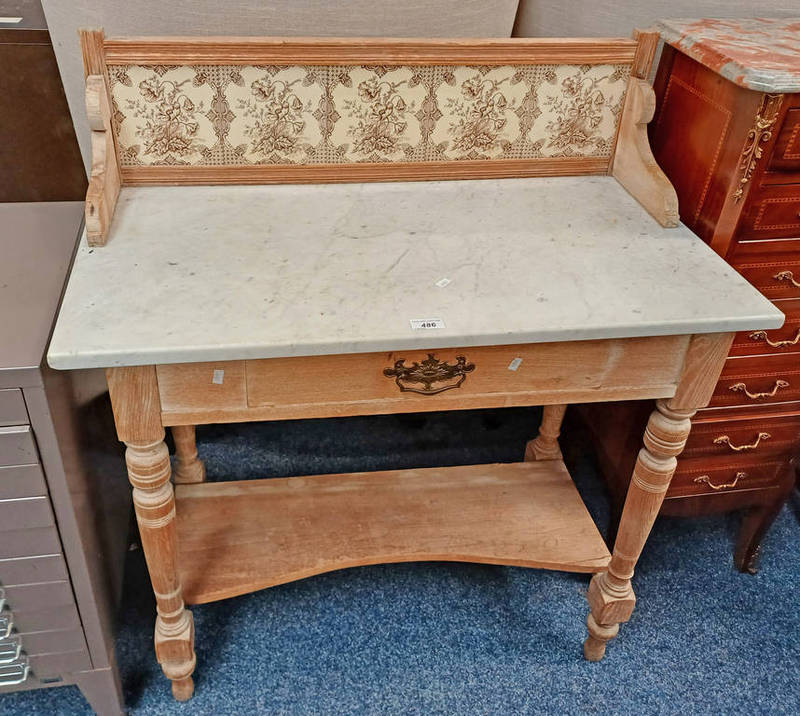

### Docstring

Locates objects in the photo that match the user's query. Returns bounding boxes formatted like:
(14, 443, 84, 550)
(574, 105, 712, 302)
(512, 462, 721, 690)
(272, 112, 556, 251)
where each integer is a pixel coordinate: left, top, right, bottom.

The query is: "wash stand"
(48, 29, 783, 700)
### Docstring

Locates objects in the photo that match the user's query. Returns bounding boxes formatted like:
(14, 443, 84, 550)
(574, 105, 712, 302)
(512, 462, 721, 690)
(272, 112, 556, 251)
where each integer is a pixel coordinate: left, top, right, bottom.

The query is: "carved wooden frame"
(79, 28, 676, 245)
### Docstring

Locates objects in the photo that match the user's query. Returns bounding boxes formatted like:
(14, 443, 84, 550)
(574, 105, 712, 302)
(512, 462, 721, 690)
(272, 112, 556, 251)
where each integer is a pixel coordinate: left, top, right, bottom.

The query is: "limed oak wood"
(103, 35, 638, 66)
(175, 461, 611, 605)
(157, 336, 689, 426)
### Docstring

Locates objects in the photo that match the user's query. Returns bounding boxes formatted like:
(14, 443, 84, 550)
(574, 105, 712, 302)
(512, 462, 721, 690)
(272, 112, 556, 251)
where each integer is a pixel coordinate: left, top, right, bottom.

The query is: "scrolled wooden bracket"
(612, 77, 680, 228)
(85, 73, 120, 246)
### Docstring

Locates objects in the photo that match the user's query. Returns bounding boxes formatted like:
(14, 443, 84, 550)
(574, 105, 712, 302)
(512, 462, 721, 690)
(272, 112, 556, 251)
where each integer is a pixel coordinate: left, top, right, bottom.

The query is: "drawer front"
(0, 555, 68, 587)
(768, 108, 800, 173)
(710, 355, 800, 408)
(0, 465, 47, 500)
(0, 427, 38, 468)
(27, 649, 91, 677)
(683, 415, 800, 460)
(669, 457, 784, 498)
(0, 392, 27, 429)
(0, 498, 55, 533)
(158, 336, 689, 424)
(13, 628, 86, 656)
(739, 184, 800, 240)
(728, 238, 800, 300)
(2, 582, 75, 612)
(2, 605, 81, 635)
(0, 528, 62, 560)
(731, 298, 800, 357)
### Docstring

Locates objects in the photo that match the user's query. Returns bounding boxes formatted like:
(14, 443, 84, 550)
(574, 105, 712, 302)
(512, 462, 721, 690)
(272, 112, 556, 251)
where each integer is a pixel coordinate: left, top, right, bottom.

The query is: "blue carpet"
(1, 406, 798, 715)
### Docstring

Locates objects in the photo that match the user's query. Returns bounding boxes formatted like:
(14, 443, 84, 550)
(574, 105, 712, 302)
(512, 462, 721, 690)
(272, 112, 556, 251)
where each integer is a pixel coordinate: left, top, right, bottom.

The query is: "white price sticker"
(508, 357, 523, 371)
(212, 369, 225, 385)
(410, 318, 446, 330)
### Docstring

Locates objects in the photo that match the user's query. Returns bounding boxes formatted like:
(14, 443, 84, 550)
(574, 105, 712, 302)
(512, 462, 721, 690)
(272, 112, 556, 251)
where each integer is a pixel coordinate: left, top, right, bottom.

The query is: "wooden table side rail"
(77, 27, 675, 246)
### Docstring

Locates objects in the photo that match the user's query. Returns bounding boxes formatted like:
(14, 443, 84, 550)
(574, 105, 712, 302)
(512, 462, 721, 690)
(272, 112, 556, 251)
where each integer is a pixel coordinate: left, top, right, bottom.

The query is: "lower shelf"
(175, 460, 611, 604)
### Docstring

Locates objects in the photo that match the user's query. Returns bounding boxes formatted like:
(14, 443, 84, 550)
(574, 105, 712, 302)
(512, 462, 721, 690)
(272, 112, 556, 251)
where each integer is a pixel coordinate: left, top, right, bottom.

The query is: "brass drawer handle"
(749, 328, 800, 348)
(729, 379, 789, 400)
(713, 432, 771, 452)
(694, 471, 747, 491)
(774, 270, 800, 288)
(383, 353, 475, 395)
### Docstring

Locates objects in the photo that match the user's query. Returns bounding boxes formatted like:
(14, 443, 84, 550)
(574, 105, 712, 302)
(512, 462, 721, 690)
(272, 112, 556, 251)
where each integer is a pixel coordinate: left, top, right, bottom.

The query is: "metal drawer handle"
(713, 432, 771, 452)
(0, 588, 5, 613)
(0, 636, 21, 665)
(383, 353, 475, 395)
(0, 657, 29, 686)
(774, 270, 800, 288)
(749, 328, 800, 348)
(729, 379, 789, 400)
(694, 471, 748, 491)
(0, 614, 13, 639)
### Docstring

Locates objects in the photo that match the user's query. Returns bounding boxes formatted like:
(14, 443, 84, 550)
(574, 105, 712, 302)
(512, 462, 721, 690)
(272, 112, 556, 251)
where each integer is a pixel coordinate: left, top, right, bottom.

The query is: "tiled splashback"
(108, 63, 631, 167)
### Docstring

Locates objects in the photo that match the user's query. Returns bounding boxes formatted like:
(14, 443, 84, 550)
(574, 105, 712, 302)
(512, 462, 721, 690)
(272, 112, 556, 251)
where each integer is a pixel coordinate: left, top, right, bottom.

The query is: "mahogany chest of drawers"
(579, 19, 800, 572)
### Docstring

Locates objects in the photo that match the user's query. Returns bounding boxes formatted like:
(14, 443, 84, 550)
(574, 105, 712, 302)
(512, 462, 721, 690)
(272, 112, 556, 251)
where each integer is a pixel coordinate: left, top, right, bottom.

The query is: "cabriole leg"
(172, 425, 206, 484)
(584, 398, 694, 660)
(525, 404, 567, 461)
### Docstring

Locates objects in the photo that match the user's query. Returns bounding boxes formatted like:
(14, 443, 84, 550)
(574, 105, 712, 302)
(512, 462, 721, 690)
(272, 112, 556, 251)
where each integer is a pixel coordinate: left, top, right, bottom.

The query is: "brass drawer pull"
(749, 328, 800, 348)
(713, 432, 771, 452)
(384, 353, 475, 395)
(729, 379, 789, 400)
(774, 270, 800, 288)
(694, 471, 747, 491)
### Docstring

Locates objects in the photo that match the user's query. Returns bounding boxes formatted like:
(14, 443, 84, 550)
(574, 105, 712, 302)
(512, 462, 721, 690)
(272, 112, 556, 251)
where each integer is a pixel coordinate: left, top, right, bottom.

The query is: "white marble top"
(48, 177, 783, 369)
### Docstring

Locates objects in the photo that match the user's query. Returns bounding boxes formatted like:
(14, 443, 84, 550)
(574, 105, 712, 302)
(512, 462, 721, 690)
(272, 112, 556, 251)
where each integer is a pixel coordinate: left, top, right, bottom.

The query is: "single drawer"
(0, 427, 38, 468)
(0, 465, 47, 500)
(668, 457, 784, 498)
(739, 184, 800, 240)
(0, 392, 26, 429)
(2, 582, 75, 612)
(710, 354, 800, 408)
(682, 414, 800, 460)
(2, 605, 81, 635)
(0, 528, 62, 560)
(768, 108, 800, 173)
(727, 238, 800, 300)
(730, 298, 800, 357)
(0, 498, 54, 533)
(0, 555, 68, 587)
(158, 336, 689, 424)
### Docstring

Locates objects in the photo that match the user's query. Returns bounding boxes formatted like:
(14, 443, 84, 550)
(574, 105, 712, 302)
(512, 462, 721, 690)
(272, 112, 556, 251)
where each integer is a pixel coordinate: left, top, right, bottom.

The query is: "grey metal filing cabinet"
(0, 203, 131, 713)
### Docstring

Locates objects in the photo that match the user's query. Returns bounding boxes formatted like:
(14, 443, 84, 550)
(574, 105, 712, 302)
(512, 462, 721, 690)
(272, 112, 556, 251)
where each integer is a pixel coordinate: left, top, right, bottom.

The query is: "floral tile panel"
(108, 63, 631, 167)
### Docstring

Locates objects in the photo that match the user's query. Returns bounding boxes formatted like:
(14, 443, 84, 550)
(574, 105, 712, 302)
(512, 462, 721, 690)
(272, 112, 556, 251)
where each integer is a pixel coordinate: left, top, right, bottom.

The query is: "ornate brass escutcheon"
(383, 353, 475, 395)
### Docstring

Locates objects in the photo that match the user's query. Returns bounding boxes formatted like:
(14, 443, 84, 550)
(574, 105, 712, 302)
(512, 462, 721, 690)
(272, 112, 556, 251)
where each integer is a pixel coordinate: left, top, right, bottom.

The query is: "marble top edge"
(47, 177, 784, 370)
(657, 18, 800, 93)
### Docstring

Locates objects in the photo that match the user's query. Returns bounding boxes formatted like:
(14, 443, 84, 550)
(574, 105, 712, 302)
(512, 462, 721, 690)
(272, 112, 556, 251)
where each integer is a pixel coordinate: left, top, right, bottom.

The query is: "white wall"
(42, 0, 520, 172)
(513, 1, 798, 37)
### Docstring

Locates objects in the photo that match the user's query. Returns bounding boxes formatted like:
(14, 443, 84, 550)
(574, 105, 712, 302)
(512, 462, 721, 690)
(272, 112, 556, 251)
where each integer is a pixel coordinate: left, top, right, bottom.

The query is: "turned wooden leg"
(525, 404, 567, 461)
(127, 437, 196, 699)
(585, 398, 694, 660)
(172, 425, 206, 484)
(108, 367, 196, 700)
